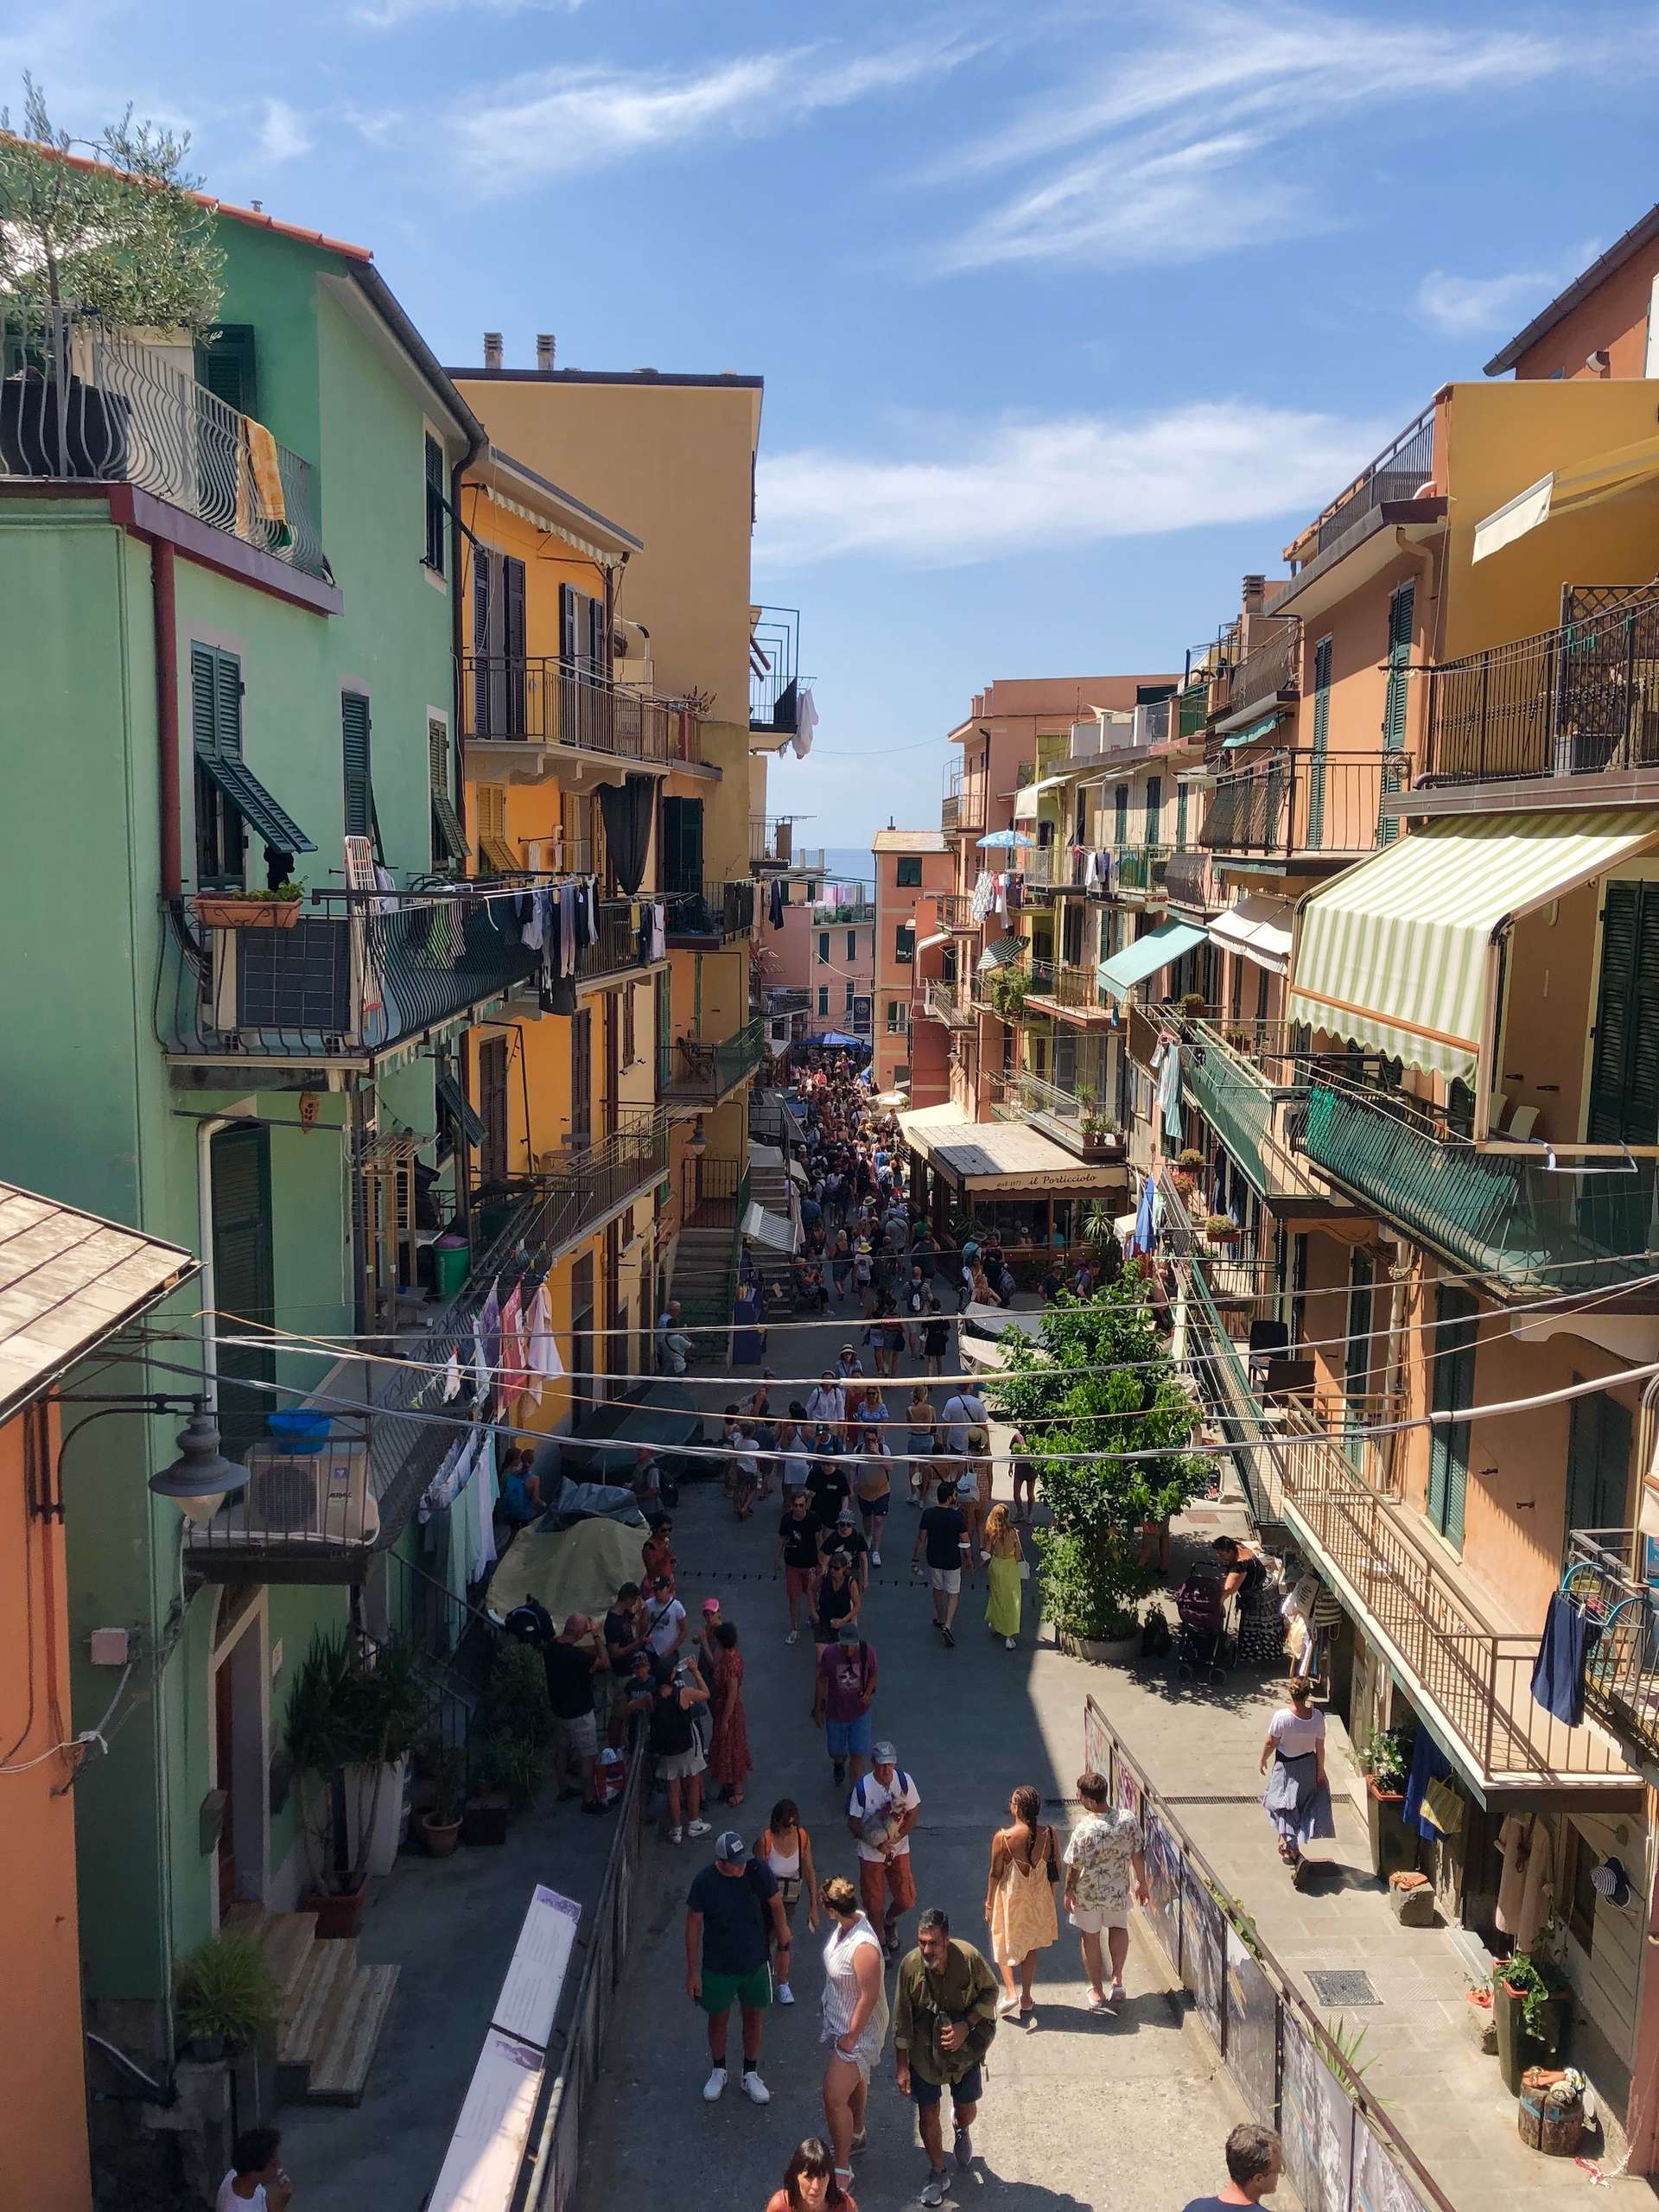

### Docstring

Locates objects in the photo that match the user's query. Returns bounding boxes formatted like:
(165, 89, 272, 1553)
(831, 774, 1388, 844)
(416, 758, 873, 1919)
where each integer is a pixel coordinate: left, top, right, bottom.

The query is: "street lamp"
(147, 1406, 252, 1525)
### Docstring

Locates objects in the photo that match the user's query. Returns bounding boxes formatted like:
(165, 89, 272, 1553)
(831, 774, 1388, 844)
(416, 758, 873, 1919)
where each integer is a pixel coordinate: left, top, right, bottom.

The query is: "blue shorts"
(911, 2064, 982, 2111)
(825, 1712, 873, 1758)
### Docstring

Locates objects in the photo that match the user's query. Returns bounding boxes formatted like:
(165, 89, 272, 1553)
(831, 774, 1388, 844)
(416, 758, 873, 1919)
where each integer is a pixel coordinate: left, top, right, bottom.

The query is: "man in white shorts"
(1062, 1769, 1148, 2012)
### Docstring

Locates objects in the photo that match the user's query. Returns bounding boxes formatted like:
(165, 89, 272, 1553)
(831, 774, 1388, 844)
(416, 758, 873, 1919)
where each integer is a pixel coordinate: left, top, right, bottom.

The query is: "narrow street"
(573, 1304, 1255, 2212)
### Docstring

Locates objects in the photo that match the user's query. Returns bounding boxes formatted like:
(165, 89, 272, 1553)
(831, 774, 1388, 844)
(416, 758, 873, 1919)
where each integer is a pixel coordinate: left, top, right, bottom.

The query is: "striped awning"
(1287, 811, 1658, 1082)
(1208, 893, 1294, 976)
(977, 932, 1025, 973)
(1472, 431, 1659, 563)
(1221, 714, 1282, 750)
(1096, 918, 1208, 1000)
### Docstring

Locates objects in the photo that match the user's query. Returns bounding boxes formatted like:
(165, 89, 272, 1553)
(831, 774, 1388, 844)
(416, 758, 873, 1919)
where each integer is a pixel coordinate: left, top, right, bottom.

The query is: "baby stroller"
(1174, 1569, 1234, 1684)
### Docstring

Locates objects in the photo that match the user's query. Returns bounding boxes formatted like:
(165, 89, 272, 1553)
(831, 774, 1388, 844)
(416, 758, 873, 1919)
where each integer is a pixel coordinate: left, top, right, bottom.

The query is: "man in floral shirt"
(1062, 1769, 1148, 2012)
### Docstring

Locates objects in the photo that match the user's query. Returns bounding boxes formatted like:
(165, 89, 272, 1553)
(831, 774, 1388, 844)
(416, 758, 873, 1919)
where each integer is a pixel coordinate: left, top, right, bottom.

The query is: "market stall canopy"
(1013, 774, 1071, 820)
(1472, 431, 1659, 563)
(898, 1102, 1122, 1193)
(1287, 810, 1658, 1083)
(1207, 893, 1294, 977)
(1095, 918, 1209, 1001)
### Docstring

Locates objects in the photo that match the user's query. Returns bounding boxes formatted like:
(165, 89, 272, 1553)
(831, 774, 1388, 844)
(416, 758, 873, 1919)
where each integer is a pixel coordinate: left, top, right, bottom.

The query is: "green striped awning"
(1095, 918, 1208, 1000)
(1222, 714, 1282, 749)
(1287, 811, 1658, 1083)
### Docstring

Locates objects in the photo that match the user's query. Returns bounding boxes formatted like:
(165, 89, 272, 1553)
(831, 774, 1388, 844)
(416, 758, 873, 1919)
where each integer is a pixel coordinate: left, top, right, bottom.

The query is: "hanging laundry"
(441, 1351, 461, 1404)
(471, 1332, 491, 1410)
(649, 899, 666, 961)
(969, 871, 995, 924)
(1402, 1725, 1453, 1843)
(499, 1284, 531, 1408)
(769, 877, 785, 931)
(1530, 1589, 1592, 1727)
(1158, 1040, 1184, 1147)
(1496, 1814, 1554, 1955)
(479, 1280, 503, 1376)
(419, 1436, 466, 1517)
(524, 1280, 563, 1407)
(473, 1429, 499, 1572)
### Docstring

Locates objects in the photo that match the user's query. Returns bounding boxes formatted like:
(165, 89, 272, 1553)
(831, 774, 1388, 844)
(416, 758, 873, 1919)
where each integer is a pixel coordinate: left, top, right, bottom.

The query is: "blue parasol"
(976, 829, 1034, 850)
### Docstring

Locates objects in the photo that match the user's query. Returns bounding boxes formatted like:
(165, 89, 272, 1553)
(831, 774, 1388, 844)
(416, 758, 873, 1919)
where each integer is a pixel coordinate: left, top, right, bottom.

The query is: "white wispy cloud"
(1413, 246, 1599, 337)
(756, 401, 1383, 569)
(925, 3, 1580, 271)
(353, 0, 582, 29)
(452, 32, 983, 190)
(257, 98, 312, 162)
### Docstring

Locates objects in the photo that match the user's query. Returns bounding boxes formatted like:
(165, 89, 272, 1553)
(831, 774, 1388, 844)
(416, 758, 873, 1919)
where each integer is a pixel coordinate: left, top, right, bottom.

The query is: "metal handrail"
(1213, 619, 1300, 721)
(1, 301, 327, 578)
(664, 878, 756, 939)
(1200, 750, 1411, 856)
(658, 1015, 768, 1100)
(460, 653, 702, 764)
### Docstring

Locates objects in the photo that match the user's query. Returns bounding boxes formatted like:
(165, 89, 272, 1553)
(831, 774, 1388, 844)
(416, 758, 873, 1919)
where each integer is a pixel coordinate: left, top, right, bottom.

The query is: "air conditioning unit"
(613, 617, 654, 692)
(235, 1436, 378, 1548)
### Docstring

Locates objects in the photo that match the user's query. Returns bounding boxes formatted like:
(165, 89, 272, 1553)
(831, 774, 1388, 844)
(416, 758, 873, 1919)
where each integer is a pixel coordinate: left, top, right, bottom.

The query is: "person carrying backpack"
(814, 1620, 880, 1787)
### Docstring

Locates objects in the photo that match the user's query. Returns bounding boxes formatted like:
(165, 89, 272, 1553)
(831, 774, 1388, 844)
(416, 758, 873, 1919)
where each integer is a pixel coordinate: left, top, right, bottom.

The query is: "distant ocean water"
(817, 844, 875, 887)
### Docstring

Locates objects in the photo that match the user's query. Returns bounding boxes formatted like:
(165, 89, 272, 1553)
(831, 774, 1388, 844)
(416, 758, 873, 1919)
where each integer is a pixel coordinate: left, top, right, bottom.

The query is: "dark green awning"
(197, 753, 315, 854)
(435, 1071, 487, 1147)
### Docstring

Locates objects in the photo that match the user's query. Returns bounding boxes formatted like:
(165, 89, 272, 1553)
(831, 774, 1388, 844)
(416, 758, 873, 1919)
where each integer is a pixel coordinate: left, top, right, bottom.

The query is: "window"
(1144, 774, 1162, 842)
(896, 856, 922, 887)
(478, 1038, 509, 1184)
(845, 978, 855, 1013)
(423, 432, 447, 575)
(1113, 786, 1128, 845)
(886, 999, 907, 1034)
(192, 644, 245, 888)
(818, 985, 830, 1017)
(818, 931, 830, 964)
(661, 796, 703, 896)
(846, 929, 857, 962)
(895, 924, 915, 964)
(475, 784, 517, 874)
(340, 690, 381, 860)
(472, 547, 526, 734)
(429, 714, 467, 870)
(194, 325, 257, 416)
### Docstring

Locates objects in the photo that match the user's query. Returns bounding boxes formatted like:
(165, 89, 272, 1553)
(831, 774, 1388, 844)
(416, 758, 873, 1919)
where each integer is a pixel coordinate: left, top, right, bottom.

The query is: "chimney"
(1241, 574, 1265, 613)
(483, 332, 504, 370)
(537, 333, 556, 372)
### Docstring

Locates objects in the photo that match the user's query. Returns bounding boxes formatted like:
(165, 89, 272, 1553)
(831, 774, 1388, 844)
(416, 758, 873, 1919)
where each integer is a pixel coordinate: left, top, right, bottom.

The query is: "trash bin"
(433, 1240, 470, 1300)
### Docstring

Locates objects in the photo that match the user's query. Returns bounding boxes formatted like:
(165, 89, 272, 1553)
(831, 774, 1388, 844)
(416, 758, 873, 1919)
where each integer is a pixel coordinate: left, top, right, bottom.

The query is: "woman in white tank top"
(818, 1875, 890, 2196)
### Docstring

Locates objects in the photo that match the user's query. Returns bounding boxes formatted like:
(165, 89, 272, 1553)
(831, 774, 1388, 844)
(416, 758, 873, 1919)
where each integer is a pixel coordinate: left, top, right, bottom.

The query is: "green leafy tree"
(0, 75, 222, 324)
(992, 1277, 1205, 1639)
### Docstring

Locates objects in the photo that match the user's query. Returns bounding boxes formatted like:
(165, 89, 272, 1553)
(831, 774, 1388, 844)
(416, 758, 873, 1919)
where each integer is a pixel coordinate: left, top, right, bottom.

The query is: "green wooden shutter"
(1144, 774, 1162, 842)
(505, 556, 528, 734)
(194, 326, 257, 416)
(210, 1125, 274, 1457)
(1564, 1388, 1633, 1542)
(429, 715, 467, 868)
(1588, 881, 1659, 1144)
(1308, 635, 1332, 849)
(1176, 784, 1189, 851)
(341, 691, 373, 841)
(423, 434, 446, 573)
(1114, 786, 1128, 845)
(661, 796, 702, 896)
(215, 651, 243, 760)
(1378, 583, 1414, 847)
(1342, 1251, 1374, 1467)
(1427, 1285, 1477, 1548)
(191, 645, 220, 756)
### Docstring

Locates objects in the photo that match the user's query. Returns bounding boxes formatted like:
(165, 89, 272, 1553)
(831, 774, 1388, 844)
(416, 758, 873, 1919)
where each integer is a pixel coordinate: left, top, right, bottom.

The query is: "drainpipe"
(154, 541, 181, 898)
(449, 419, 487, 1243)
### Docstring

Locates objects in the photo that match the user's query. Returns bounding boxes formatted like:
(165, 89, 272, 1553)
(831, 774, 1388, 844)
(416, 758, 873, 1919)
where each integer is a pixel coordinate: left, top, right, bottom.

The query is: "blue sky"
(10, 0, 1659, 842)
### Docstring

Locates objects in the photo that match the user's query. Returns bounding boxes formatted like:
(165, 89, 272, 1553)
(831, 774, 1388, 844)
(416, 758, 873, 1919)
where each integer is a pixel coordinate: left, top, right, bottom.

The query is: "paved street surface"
(574, 1304, 1259, 2212)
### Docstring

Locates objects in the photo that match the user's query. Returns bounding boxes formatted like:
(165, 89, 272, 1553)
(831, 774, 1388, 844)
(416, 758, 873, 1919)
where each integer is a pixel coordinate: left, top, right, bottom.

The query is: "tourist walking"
(830, 1507, 871, 1591)
(912, 1476, 971, 1645)
(921, 1300, 950, 1378)
(1061, 1770, 1148, 2010)
(1181, 2124, 1284, 2212)
(853, 1427, 892, 1565)
(1260, 1676, 1335, 1881)
(754, 1799, 819, 2004)
(848, 1740, 920, 1958)
(685, 1828, 788, 2103)
(905, 1384, 937, 1503)
(650, 1665, 710, 1845)
(765, 2139, 855, 2212)
(777, 1489, 827, 1646)
(893, 1907, 1000, 2205)
(708, 1621, 752, 1808)
(982, 1502, 1025, 1649)
(1008, 1426, 1037, 1525)
(814, 1550, 862, 1647)
(543, 1612, 609, 1815)
(815, 1619, 878, 1788)
(983, 1784, 1058, 2018)
(818, 1876, 890, 2198)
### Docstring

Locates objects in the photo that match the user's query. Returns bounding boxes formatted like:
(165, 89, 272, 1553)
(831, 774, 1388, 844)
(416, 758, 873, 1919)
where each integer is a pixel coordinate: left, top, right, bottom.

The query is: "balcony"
(461, 654, 701, 769)
(942, 766, 988, 836)
(989, 1071, 1123, 1161)
(934, 893, 979, 932)
(750, 606, 802, 736)
(1561, 1532, 1659, 1770)
(1199, 752, 1408, 861)
(764, 984, 811, 1017)
(923, 975, 976, 1029)
(1417, 584, 1659, 804)
(1113, 844, 1171, 899)
(1025, 957, 1111, 1023)
(1211, 620, 1300, 731)
(1168, 1016, 1351, 1214)
(1164, 848, 1220, 912)
(1269, 404, 1440, 614)
(576, 898, 654, 988)
(531, 1109, 672, 1253)
(750, 815, 806, 870)
(1, 302, 327, 582)
(664, 878, 755, 944)
(162, 885, 539, 1071)
(1300, 1072, 1659, 1300)
(658, 1015, 767, 1104)
(1168, 1178, 1631, 1790)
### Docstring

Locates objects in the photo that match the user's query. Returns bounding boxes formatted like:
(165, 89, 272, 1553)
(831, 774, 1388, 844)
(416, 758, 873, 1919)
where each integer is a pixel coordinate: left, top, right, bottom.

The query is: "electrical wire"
(0, 1660, 131, 1779)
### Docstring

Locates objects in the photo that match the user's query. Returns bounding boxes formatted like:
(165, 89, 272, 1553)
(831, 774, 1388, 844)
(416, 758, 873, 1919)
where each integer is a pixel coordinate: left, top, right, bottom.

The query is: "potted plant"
(175, 1930, 280, 2064)
(194, 880, 305, 931)
(413, 1740, 467, 1859)
(1205, 1214, 1243, 1244)
(0, 83, 225, 477)
(1357, 1727, 1415, 1880)
(462, 1643, 553, 1844)
(1493, 1955, 1572, 2096)
(284, 1629, 432, 1936)
(1178, 991, 1207, 1019)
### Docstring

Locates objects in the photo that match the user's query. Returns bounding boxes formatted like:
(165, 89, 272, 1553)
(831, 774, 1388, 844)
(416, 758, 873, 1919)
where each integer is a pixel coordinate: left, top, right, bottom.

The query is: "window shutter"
(1176, 784, 1189, 850)
(1114, 786, 1128, 845)
(1144, 775, 1162, 842)
(818, 932, 830, 964)
(191, 644, 220, 756)
(429, 715, 467, 867)
(1426, 1286, 1477, 1548)
(1307, 635, 1332, 849)
(1377, 584, 1414, 846)
(210, 1124, 274, 1456)
(341, 692, 373, 841)
(504, 556, 528, 734)
(194, 326, 257, 416)
(423, 433, 446, 572)
(215, 651, 243, 760)
(587, 594, 607, 680)
(560, 582, 578, 667)
(476, 783, 517, 874)
(1588, 881, 1659, 1144)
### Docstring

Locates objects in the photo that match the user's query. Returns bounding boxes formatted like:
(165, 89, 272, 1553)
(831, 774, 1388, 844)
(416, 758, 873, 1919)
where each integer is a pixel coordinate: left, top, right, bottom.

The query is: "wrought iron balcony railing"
(1561, 1531, 1659, 1768)
(1165, 1173, 1628, 1786)
(1025, 957, 1109, 1018)
(664, 878, 756, 942)
(750, 815, 804, 868)
(1, 301, 327, 579)
(531, 1110, 672, 1253)
(1300, 1072, 1659, 1297)
(575, 898, 652, 988)
(934, 893, 978, 931)
(922, 975, 976, 1028)
(1113, 843, 1171, 896)
(1212, 620, 1300, 725)
(658, 1016, 768, 1103)
(1423, 584, 1659, 786)
(162, 885, 540, 1068)
(988, 1070, 1122, 1159)
(1271, 404, 1437, 601)
(750, 606, 801, 735)
(460, 654, 702, 765)
(1199, 752, 1408, 859)
(942, 769, 988, 834)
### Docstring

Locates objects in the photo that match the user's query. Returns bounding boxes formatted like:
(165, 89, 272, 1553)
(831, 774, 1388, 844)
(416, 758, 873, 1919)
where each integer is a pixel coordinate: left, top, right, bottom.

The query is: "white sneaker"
(786, 1630, 799, 1645)
(920, 2173, 946, 2209)
(670, 1825, 684, 1845)
(686, 1818, 711, 1838)
(702, 2066, 728, 2102)
(777, 1980, 795, 2005)
(741, 2069, 771, 2105)
(872, 1549, 882, 1566)
(1004, 1637, 1017, 1650)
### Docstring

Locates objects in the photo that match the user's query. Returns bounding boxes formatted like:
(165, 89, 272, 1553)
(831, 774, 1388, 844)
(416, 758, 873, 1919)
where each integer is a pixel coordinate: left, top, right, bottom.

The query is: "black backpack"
(1141, 1607, 1173, 1658)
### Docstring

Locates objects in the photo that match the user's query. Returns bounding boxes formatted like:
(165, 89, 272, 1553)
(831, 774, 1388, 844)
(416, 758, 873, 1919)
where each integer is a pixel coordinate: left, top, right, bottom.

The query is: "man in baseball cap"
(685, 1828, 788, 2105)
(847, 1741, 921, 1959)
(833, 1505, 870, 1591)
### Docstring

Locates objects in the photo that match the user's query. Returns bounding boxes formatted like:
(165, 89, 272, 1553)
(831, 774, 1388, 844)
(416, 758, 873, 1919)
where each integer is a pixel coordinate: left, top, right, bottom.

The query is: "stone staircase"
(670, 1223, 738, 1330)
(227, 1903, 399, 2107)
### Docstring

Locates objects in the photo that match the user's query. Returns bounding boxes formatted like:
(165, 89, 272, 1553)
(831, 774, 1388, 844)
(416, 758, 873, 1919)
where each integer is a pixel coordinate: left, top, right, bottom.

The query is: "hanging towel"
(650, 899, 666, 961)
(769, 878, 785, 931)
(524, 1281, 562, 1406)
(441, 1351, 461, 1403)
(1529, 1590, 1591, 1727)
(1159, 1040, 1185, 1147)
(1132, 1172, 1157, 1256)
(499, 1285, 531, 1406)
(479, 1280, 503, 1375)
(472, 1430, 498, 1572)
(1402, 1724, 1454, 1842)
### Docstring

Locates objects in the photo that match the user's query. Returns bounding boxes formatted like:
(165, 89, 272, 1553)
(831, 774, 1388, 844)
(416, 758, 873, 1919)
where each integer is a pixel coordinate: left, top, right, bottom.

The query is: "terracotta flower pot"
(416, 1810, 462, 1859)
(195, 895, 302, 930)
(302, 1877, 371, 1940)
